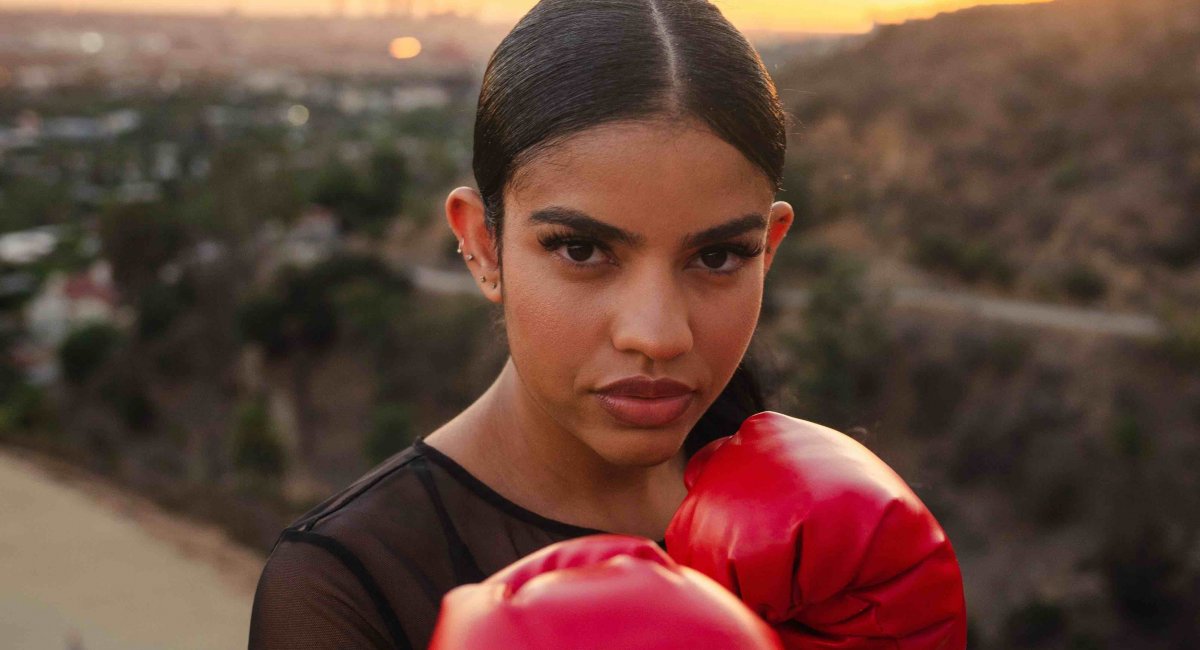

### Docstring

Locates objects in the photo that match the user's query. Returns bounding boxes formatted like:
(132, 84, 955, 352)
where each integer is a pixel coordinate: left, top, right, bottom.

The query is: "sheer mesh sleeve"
(248, 441, 642, 650)
(248, 534, 409, 649)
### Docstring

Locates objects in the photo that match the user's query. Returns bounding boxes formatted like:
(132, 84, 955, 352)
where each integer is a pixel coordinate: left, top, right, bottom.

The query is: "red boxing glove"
(665, 411, 967, 650)
(429, 534, 782, 650)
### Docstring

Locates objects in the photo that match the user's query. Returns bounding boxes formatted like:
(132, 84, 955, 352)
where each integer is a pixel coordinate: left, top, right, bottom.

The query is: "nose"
(610, 268, 694, 362)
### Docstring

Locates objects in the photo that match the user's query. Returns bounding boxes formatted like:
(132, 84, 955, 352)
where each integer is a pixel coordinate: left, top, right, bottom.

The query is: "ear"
(762, 201, 795, 277)
(446, 187, 502, 304)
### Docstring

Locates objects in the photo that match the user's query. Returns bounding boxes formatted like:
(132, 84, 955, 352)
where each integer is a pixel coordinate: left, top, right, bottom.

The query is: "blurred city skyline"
(0, 0, 1054, 33)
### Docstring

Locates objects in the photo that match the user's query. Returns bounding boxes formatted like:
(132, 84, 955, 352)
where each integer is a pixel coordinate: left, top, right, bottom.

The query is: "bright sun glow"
(388, 36, 422, 60)
(0, 1, 1057, 34)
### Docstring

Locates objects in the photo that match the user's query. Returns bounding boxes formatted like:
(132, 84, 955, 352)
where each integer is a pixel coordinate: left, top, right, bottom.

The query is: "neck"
(427, 357, 687, 539)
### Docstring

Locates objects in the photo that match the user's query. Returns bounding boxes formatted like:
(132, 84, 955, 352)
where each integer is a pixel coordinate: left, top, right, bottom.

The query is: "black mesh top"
(248, 438, 667, 650)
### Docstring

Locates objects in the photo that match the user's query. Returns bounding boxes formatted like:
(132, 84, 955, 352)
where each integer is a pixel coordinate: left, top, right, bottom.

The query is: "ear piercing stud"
(458, 240, 476, 261)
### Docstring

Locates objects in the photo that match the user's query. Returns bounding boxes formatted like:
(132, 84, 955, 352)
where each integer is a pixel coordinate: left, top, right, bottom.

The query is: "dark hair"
(473, 0, 787, 455)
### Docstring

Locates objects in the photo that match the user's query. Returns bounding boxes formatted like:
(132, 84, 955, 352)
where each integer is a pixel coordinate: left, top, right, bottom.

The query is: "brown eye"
(566, 243, 595, 262)
(700, 250, 729, 269)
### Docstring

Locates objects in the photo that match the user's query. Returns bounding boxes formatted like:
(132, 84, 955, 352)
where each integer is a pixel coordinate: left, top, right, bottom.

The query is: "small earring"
(456, 240, 463, 254)
(466, 254, 474, 261)
(492, 281, 498, 289)
(480, 275, 486, 283)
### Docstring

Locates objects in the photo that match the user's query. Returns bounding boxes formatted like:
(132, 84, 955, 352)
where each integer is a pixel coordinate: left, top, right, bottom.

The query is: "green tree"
(365, 402, 416, 466)
(0, 176, 73, 232)
(237, 254, 412, 461)
(230, 397, 286, 480)
(98, 202, 188, 297)
(136, 281, 186, 340)
(311, 147, 409, 237)
(59, 323, 122, 385)
(787, 259, 890, 429)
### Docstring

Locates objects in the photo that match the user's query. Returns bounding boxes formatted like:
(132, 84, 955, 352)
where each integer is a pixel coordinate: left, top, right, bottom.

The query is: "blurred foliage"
(0, 381, 53, 433)
(231, 397, 286, 481)
(774, 0, 1200, 308)
(1110, 410, 1148, 460)
(312, 148, 410, 237)
(1003, 599, 1067, 648)
(1060, 263, 1108, 304)
(239, 253, 411, 357)
(772, 242, 837, 280)
(1161, 313, 1200, 371)
(58, 322, 122, 385)
(98, 202, 188, 297)
(908, 359, 968, 436)
(911, 232, 1015, 287)
(785, 259, 890, 429)
(98, 370, 156, 434)
(136, 281, 190, 340)
(365, 402, 416, 466)
(1099, 512, 1190, 631)
(0, 176, 75, 232)
(181, 142, 307, 242)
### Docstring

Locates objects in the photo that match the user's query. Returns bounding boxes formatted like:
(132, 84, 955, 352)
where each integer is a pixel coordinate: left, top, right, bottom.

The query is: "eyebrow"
(527, 207, 768, 249)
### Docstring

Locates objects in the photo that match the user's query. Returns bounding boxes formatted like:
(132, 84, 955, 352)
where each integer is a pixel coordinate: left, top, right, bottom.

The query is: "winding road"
(0, 449, 263, 650)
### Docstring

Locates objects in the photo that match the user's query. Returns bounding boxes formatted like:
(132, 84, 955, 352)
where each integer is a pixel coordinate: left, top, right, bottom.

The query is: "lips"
(594, 376, 696, 428)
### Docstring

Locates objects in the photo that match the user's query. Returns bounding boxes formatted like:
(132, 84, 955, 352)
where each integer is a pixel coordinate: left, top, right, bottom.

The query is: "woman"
(249, 1, 795, 647)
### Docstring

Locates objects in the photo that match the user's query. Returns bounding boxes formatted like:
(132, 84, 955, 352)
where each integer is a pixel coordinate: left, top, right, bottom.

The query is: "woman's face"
(493, 120, 793, 468)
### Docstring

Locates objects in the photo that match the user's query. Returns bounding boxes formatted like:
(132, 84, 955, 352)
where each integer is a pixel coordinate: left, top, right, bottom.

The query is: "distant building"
(8, 340, 58, 386)
(0, 226, 60, 265)
(153, 142, 181, 181)
(254, 206, 342, 284)
(39, 109, 141, 142)
(18, 259, 131, 385)
(280, 206, 341, 268)
(24, 260, 128, 348)
(391, 84, 451, 111)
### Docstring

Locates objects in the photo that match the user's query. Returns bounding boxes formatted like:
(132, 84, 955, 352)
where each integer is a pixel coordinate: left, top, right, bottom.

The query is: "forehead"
(505, 120, 773, 232)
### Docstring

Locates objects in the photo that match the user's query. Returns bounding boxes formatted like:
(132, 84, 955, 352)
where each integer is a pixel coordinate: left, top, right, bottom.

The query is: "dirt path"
(0, 447, 265, 650)
(775, 286, 1164, 338)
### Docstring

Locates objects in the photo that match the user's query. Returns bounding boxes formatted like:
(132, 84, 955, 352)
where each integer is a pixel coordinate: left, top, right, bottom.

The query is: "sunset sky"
(2, 0, 1053, 33)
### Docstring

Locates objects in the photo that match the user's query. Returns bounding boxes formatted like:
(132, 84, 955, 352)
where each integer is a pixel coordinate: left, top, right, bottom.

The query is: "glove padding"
(665, 411, 967, 649)
(429, 534, 782, 650)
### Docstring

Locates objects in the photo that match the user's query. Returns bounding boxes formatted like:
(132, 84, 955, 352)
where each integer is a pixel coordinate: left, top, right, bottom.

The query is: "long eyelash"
(536, 230, 764, 273)
(536, 230, 605, 253)
(716, 242, 766, 260)
(698, 242, 765, 276)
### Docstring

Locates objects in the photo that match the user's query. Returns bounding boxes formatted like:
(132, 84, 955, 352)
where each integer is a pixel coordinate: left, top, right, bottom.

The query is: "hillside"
(774, 0, 1200, 313)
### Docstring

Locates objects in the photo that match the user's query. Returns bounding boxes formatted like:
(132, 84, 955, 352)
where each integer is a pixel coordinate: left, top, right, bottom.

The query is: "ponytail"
(684, 342, 776, 458)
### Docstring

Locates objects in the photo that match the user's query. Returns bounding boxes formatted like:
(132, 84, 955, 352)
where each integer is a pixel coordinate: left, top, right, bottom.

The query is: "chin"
(588, 428, 688, 468)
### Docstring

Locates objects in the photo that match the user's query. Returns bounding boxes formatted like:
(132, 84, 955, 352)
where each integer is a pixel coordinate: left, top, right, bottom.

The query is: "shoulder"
(250, 531, 400, 649)
(284, 444, 426, 536)
(251, 443, 448, 650)
(268, 441, 454, 577)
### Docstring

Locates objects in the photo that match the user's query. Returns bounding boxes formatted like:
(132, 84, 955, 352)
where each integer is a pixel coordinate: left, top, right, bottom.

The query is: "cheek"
(691, 277, 763, 376)
(502, 263, 603, 390)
